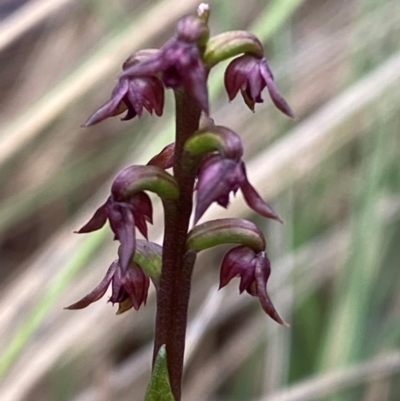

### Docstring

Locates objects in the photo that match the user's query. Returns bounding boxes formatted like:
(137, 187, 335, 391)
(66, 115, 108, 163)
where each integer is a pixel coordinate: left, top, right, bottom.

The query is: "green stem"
(153, 88, 201, 401)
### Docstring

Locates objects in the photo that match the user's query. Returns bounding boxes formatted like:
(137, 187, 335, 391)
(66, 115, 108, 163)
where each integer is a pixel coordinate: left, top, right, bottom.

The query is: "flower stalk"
(153, 87, 202, 399)
(66, 4, 293, 400)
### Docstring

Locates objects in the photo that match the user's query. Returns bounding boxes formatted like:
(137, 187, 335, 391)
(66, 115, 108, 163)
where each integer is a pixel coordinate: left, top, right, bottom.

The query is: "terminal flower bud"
(197, 3, 210, 24)
(122, 16, 209, 113)
(177, 15, 209, 45)
(220, 246, 287, 325)
(225, 54, 294, 117)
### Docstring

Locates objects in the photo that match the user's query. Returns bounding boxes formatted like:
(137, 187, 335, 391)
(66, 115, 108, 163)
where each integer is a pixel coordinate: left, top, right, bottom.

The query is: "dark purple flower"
(195, 154, 281, 223)
(83, 75, 164, 126)
(76, 192, 152, 273)
(122, 16, 209, 113)
(220, 246, 286, 325)
(65, 259, 150, 314)
(225, 54, 294, 117)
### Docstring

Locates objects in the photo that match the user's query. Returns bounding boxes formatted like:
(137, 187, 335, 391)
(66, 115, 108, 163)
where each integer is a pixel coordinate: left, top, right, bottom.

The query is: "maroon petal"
(224, 56, 248, 101)
(219, 246, 256, 292)
(65, 261, 117, 309)
(108, 203, 136, 274)
(120, 102, 138, 121)
(109, 262, 127, 304)
(239, 164, 282, 223)
(260, 59, 294, 118)
(126, 82, 145, 117)
(254, 255, 287, 325)
(247, 62, 264, 102)
(147, 142, 175, 169)
(182, 60, 209, 114)
(130, 192, 153, 238)
(195, 156, 240, 223)
(75, 199, 109, 233)
(121, 54, 166, 79)
(141, 77, 165, 116)
(121, 265, 150, 310)
(83, 79, 129, 126)
(134, 214, 149, 239)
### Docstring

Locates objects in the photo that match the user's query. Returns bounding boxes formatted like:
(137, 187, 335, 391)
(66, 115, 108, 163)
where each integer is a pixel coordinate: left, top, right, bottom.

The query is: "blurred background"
(0, 0, 400, 400)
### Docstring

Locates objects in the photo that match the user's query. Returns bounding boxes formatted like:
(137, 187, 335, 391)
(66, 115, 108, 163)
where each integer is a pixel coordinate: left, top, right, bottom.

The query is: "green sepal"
(184, 126, 243, 159)
(112, 165, 179, 201)
(133, 239, 162, 281)
(204, 31, 263, 67)
(187, 218, 266, 253)
(144, 345, 175, 401)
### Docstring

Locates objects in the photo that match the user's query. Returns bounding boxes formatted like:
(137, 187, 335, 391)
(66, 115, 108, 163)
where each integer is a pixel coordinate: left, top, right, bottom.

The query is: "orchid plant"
(66, 4, 293, 400)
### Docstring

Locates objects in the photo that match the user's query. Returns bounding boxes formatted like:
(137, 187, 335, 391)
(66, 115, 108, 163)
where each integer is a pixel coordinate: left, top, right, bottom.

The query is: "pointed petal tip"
(282, 106, 295, 119)
(272, 313, 290, 327)
(64, 302, 85, 310)
(271, 214, 284, 224)
(82, 115, 101, 127)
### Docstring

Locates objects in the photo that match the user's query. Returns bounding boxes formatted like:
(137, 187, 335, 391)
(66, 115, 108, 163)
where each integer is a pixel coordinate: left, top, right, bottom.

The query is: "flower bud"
(122, 21, 209, 113)
(177, 15, 209, 45)
(197, 3, 210, 24)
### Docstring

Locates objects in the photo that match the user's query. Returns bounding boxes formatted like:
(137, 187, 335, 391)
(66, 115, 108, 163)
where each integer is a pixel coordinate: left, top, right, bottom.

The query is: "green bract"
(184, 125, 243, 159)
(204, 31, 264, 67)
(187, 218, 266, 253)
(144, 345, 175, 401)
(112, 165, 180, 201)
(132, 239, 163, 281)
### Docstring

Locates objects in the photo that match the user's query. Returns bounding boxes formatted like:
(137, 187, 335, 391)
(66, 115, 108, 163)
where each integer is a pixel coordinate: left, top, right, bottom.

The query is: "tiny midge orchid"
(68, 4, 293, 401)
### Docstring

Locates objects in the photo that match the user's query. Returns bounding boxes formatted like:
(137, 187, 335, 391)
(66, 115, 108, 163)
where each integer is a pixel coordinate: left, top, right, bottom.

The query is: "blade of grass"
(0, 0, 76, 52)
(261, 352, 400, 401)
(0, 228, 106, 378)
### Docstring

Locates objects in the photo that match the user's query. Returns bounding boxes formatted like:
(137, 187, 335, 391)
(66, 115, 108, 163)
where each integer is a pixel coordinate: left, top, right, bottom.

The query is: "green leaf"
(144, 345, 175, 401)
